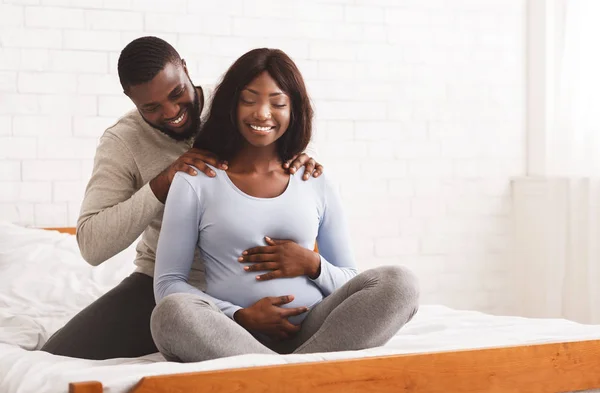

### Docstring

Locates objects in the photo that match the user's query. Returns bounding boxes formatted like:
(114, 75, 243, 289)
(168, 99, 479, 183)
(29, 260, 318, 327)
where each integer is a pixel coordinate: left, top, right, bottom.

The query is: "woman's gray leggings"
(150, 265, 420, 362)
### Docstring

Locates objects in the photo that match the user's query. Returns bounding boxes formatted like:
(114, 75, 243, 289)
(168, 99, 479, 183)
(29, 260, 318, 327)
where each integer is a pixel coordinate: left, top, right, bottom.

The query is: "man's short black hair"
(117, 36, 182, 92)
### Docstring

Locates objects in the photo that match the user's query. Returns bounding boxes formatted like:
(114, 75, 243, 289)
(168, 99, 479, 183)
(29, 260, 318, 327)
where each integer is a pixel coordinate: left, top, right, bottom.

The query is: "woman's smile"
(247, 123, 276, 135)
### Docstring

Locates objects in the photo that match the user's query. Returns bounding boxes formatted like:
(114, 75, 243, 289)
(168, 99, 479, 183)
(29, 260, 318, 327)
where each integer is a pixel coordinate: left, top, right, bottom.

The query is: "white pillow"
(0, 221, 137, 349)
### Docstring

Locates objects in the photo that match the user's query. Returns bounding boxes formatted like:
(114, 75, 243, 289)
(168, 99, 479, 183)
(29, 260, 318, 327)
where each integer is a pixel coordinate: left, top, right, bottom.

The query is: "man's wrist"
(149, 173, 168, 204)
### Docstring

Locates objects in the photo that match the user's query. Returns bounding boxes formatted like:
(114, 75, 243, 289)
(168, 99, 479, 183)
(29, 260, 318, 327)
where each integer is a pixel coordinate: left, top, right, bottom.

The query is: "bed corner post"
(69, 381, 103, 393)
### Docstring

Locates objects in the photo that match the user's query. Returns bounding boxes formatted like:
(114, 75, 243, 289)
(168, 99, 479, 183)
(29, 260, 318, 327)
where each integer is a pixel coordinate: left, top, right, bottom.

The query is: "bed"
(1, 222, 600, 393)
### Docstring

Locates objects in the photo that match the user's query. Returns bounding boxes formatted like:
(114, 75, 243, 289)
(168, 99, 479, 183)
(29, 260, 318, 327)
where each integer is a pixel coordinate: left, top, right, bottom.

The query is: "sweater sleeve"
(76, 134, 164, 266)
(310, 174, 359, 296)
(154, 173, 242, 319)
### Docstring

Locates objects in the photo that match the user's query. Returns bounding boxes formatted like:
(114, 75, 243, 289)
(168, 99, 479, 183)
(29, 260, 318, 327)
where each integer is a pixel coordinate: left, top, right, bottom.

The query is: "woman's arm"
(154, 173, 242, 320)
(311, 174, 359, 296)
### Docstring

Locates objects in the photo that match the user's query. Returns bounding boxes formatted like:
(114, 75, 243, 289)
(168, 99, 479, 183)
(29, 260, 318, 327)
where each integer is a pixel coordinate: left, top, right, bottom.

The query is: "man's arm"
(77, 135, 164, 266)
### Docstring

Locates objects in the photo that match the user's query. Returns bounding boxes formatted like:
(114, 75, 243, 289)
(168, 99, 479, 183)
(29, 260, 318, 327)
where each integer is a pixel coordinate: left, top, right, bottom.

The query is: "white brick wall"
(0, 0, 526, 315)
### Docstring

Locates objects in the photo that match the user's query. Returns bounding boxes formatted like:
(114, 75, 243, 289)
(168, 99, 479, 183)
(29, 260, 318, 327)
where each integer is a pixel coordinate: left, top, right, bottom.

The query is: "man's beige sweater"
(77, 108, 208, 286)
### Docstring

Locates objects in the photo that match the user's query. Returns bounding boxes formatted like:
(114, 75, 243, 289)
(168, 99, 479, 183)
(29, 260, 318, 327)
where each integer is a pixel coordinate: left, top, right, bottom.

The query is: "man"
(40, 36, 322, 360)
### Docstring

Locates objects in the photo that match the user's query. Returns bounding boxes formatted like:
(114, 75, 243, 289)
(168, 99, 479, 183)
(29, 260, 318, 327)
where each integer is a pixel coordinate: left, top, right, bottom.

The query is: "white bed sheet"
(1, 221, 600, 393)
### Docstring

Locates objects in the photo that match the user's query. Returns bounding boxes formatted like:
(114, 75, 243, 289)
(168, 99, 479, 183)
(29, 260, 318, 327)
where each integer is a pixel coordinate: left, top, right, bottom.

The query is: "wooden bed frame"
(43, 228, 600, 393)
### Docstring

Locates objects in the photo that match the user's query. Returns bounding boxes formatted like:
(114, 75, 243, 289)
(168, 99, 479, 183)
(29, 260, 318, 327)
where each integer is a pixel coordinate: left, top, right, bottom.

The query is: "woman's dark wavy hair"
(193, 48, 313, 162)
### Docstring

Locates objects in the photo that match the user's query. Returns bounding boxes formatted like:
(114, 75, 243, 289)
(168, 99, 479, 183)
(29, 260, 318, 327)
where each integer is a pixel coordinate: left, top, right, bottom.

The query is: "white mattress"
(1, 221, 600, 393)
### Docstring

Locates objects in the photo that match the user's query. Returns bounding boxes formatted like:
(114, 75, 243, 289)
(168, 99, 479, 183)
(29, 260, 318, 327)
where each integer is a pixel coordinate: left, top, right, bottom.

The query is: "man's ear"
(182, 59, 189, 76)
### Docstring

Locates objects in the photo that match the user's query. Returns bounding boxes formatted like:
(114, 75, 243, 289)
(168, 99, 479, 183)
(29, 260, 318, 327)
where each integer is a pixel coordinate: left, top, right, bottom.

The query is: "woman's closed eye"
(240, 99, 286, 109)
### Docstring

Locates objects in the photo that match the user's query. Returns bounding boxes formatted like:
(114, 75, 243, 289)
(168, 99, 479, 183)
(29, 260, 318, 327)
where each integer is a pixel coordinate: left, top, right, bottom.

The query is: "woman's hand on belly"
(239, 237, 321, 281)
(233, 295, 309, 340)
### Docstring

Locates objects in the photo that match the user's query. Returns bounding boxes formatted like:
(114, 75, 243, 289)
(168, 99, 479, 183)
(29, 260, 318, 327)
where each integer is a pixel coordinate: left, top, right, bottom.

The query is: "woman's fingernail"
(238, 257, 243, 262)
(242, 251, 248, 255)
(244, 266, 249, 271)
(192, 170, 198, 175)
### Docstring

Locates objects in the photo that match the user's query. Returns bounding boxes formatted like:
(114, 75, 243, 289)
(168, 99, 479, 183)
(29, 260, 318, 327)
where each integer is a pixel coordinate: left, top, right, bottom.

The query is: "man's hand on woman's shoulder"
(150, 148, 228, 203)
(283, 152, 323, 180)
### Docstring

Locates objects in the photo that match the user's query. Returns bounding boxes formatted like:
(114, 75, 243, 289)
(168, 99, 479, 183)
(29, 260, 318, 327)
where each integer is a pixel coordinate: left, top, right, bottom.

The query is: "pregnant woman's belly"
(206, 270, 324, 325)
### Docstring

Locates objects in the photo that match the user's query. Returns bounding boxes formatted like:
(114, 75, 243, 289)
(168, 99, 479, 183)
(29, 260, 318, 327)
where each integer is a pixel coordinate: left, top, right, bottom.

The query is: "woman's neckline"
(220, 168, 294, 201)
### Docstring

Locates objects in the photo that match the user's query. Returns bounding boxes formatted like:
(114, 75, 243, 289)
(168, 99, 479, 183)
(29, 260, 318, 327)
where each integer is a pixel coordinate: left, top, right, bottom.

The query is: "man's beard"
(145, 88, 201, 142)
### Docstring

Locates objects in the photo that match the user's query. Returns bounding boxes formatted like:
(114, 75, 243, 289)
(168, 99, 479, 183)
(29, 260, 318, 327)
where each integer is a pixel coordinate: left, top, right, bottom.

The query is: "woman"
(151, 48, 419, 362)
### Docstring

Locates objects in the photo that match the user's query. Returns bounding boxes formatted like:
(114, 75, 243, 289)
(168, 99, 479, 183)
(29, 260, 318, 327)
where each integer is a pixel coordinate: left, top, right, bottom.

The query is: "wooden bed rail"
(69, 381, 102, 393)
(69, 339, 600, 393)
(43, 227, 77, 235)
